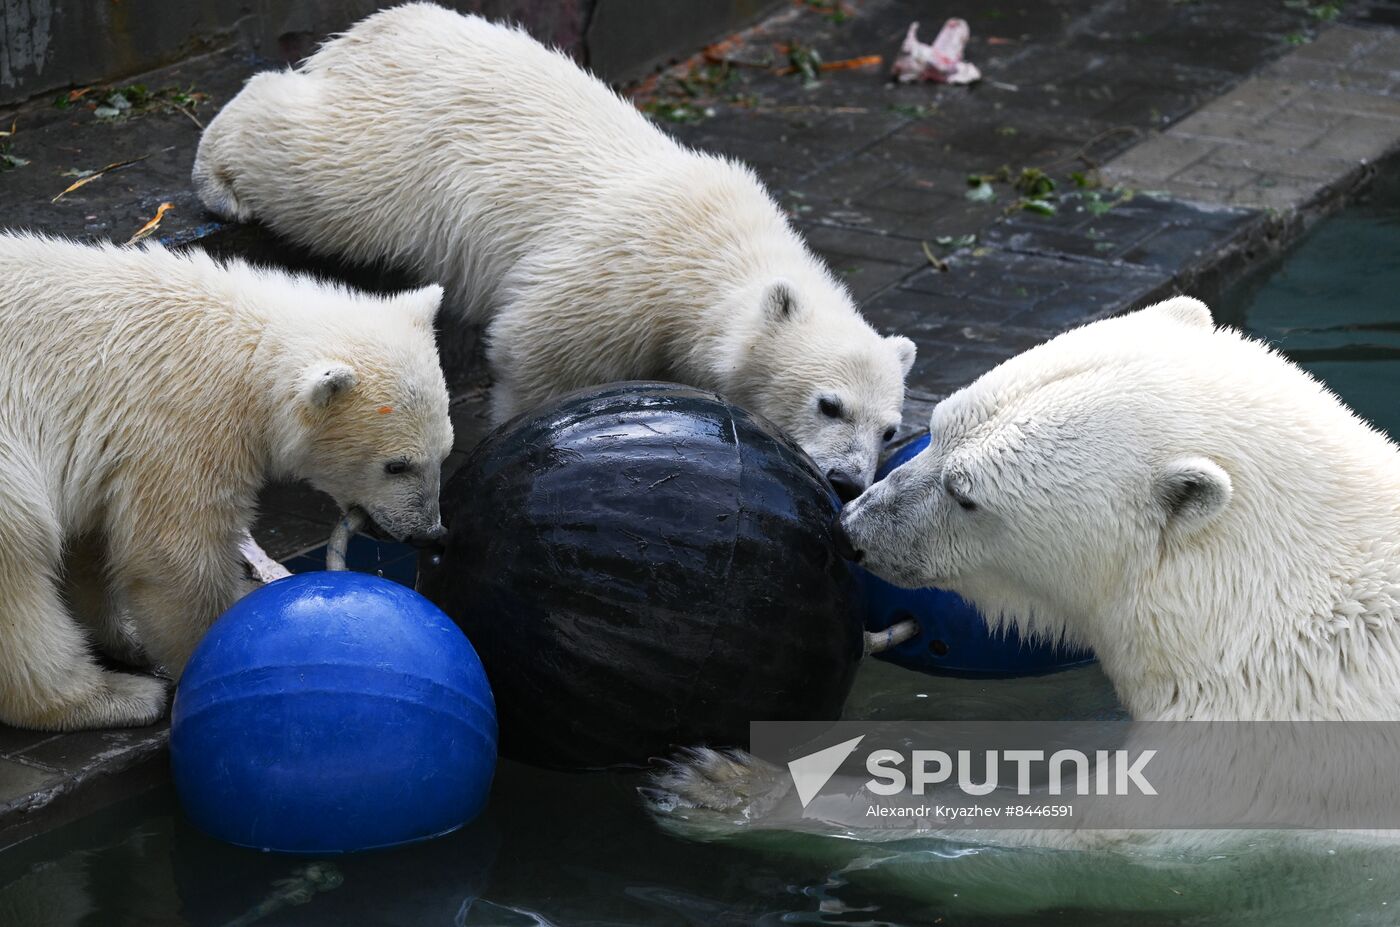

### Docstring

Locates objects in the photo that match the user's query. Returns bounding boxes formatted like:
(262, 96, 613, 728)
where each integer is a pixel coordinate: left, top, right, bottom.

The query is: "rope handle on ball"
(326, 508, 368, 572)
(239, 531, 291, 584)
(864, 619, 919, 655)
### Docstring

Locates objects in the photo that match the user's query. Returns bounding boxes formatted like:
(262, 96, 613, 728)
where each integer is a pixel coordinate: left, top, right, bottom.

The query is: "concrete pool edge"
(0, 725, 169, 851)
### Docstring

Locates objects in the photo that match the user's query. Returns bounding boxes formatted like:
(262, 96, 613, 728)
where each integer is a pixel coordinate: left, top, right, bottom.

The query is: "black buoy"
(418, 382, 864, 770)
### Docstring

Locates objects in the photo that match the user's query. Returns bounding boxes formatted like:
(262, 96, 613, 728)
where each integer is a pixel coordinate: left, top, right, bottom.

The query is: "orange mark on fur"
(378, 405, 394, 415)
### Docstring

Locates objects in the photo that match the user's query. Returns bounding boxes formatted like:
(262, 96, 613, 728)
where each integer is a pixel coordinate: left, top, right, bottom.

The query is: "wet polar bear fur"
(649, 298, 1400, 843)
(0, 234, 453, 731)
(192, 2, 916, 498)
(844, 296, 1400, 722)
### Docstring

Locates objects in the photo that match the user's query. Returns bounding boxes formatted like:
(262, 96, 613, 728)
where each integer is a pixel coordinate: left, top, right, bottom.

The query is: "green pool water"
(1216, 169, 1400, 439)
(4, 178, 1400, 926)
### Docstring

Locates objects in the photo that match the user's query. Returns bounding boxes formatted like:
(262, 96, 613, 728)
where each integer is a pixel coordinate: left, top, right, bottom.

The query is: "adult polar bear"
(0, 235, 453, 731)
(192, 2, 915, 501)
(650, 298, 1400, 848)
(844, 296, 1400, 723)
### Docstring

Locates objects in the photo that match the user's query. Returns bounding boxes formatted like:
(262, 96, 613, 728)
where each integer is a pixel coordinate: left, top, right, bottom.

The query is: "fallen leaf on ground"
(776, 54, 881, 75)
(965, 181, 996, 202)
(703, 38, 740, 62)
(814, 54, 883, 72)
(51, 154, 153, 202)
(779, 41, 823, 82)
(125, 202, 173, 246)
(921, 240, 950, 272)
(0, 119, 15, 137)
(168, 100, 204, 129)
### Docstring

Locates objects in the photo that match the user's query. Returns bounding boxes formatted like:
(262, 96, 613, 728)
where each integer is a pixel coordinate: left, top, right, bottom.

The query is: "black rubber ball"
(418, 382, 864, 770)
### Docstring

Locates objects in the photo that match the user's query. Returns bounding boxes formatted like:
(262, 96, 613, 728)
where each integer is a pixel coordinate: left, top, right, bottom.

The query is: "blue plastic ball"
(171, 571, 497, 854)
(860, 434, 1096, 677)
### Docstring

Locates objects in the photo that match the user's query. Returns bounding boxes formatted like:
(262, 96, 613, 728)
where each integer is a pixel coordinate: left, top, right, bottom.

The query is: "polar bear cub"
(0, 235, 453, 731)
(192, 2, 915, 500)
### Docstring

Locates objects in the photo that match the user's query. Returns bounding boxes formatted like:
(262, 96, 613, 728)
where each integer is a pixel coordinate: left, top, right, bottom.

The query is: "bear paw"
(642, 747, 792, 824)
(66, 672, 169, 730)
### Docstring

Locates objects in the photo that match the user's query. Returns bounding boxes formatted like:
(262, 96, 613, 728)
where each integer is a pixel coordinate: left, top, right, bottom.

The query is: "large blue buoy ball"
(171, 571, 497, 854)
(860, 434, 1095, 678)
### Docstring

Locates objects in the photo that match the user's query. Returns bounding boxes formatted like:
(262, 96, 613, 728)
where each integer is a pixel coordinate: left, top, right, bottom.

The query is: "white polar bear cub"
(0, 234, 453, 731)
(191, 2, 915, 500)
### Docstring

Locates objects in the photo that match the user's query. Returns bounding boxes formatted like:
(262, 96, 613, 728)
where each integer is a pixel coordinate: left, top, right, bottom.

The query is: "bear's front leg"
(60, 535, 150, 669)
(114, 527, 254, 680)
(0, 487, 166, 730)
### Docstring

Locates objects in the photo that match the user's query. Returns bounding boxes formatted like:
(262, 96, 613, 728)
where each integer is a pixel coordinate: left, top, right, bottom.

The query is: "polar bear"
(842, 296, 1400, 722)
(0, 234, 453, 731)
(647, 297, 1400, 842)
(191, 2, 915, 500)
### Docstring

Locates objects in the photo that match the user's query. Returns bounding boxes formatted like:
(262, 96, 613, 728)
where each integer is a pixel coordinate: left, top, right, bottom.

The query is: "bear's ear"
(394, 284, 445, 327)
(1139, 296, 1213, 329)
(300, 363, 358, 410)
(888, 335, 916, 376)
(760, 280, 804, 325)
(1154, 456, 1231, 535)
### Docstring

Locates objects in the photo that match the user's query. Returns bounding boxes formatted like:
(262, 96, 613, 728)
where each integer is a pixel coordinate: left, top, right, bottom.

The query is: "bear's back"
(305, 3, 672, 174)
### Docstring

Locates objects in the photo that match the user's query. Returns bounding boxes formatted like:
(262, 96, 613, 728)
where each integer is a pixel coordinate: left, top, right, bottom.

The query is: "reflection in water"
(4, 179, 1400, 927)
(217, 862, 344, 927)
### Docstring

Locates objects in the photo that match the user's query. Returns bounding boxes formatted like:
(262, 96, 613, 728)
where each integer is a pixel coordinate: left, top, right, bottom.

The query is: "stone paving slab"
(1103, 25, 1400, 211)
(981, 192, 1256, 269)
(0, 725, 168, 850)
(859, 236, 1176, 399)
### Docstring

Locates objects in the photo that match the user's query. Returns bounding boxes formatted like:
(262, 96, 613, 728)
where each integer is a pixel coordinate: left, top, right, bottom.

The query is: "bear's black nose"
(827, 469, 864, 503)
(830, 517, 864, 563)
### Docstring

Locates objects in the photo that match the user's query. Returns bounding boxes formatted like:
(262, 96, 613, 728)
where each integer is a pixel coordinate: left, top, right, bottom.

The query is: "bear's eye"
(384, 460, 411, 476)
(818, 397, 844, 419)
(883, 427, 897, 443)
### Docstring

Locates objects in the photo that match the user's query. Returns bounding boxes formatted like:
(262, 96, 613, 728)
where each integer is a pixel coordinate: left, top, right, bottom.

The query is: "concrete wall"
(0, 0, 780, 106)
(2, 0, 249, 105)
(585, 0, 779, 82)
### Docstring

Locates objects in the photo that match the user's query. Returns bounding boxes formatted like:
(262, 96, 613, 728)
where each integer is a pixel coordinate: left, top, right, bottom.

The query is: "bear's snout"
(827, 469, 866, 503)
(417, 521, 448, 542)
(830, 516, 864, 563)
